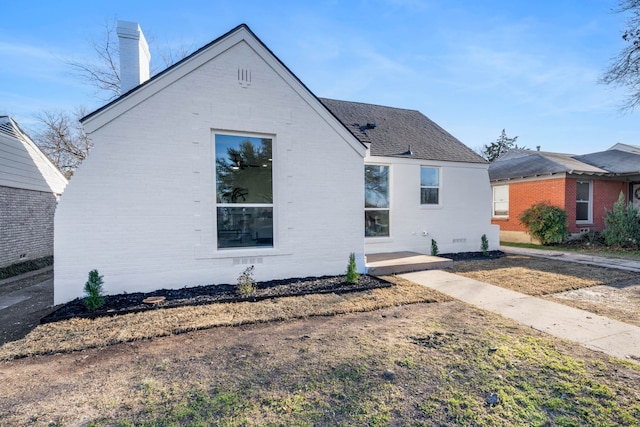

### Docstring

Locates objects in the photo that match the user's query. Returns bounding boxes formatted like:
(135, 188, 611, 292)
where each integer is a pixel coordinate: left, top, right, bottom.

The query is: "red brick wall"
(592, 180, 627, 230)
(492, 177, 628, 234)
(492, 178, 567, 232)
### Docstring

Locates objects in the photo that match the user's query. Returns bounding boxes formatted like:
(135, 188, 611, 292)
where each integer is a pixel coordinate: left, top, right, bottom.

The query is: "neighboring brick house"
(54, 23, 498, 303)
(0, 116, 68, 268)
(489, 148, 640, 243)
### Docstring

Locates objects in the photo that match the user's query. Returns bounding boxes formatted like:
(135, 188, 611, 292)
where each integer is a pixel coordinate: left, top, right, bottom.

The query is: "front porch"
(365, 251, 453, 276)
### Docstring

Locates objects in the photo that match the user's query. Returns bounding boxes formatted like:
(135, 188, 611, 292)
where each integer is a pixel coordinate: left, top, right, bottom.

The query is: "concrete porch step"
(366, 251, 452, 276)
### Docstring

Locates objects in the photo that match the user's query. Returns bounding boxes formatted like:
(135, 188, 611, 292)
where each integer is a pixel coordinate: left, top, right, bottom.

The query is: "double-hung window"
(576, 181, 592, 223)
(365, 164, 390, 237)
(492, 185, 509, 217)
(420, 166, 440, 205)
(215, 133, 273, 249)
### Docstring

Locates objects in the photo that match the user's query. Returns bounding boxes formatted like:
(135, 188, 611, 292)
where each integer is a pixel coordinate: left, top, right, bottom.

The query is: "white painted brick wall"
(364, 156, 500, 255)
(55, 39, 365, 303)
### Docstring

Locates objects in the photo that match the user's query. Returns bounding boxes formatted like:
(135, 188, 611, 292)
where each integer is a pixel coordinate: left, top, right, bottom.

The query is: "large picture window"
(365, 164, 390, 237)
(576, 181, 592, 223)
(492, 185, 509, 217)
(215, 134, 273, 249)
(420, 166, 440, 205)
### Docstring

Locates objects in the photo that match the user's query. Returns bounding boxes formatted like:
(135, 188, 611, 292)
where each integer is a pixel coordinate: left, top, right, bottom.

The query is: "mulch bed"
(440, 250, 504, 261)
(41, 275, 392, 324)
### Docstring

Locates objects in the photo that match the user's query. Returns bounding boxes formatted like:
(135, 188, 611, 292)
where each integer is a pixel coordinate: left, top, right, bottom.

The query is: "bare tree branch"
(601, 0, 640, 111)
(32, 109, 92, 178)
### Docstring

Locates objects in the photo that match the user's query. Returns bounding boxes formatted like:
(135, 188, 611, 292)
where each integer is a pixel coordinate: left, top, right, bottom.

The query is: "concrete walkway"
(401, 269, 640, 364)
(500, 245, 640, 273)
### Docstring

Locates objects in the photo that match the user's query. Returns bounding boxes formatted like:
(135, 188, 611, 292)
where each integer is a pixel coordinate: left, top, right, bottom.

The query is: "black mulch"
(439, 250, 504, 261)
(41, 275, 392, 324)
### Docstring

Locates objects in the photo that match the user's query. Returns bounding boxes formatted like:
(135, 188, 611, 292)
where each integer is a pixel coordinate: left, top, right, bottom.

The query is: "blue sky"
(1, 0, 638, 154)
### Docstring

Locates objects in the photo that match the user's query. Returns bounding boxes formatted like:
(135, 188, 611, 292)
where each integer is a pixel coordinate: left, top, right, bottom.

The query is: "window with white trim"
(576, 181, 592, 223)
(420, 166, 440, 205)
(492, 185, 509, 217)
(215, 133, 273, 249)
(365, 164, 390, 237)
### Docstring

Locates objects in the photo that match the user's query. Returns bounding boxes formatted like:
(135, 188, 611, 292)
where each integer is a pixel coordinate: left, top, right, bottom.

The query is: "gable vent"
(238, 67, 252, 88)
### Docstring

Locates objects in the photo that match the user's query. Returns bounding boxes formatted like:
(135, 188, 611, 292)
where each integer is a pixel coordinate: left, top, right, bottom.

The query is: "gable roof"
(489, 148, 639, 181)
(80, 24, 365, 155)
(319, 98, 486, 163)
(0, 116, 68, 193)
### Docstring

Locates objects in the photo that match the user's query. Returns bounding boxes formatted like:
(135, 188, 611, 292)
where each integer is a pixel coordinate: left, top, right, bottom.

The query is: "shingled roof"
(319, 98, 486, 164)
(489, 148, 639, 181)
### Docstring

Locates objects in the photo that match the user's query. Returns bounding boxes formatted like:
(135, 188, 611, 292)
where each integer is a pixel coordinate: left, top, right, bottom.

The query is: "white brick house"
(1, 116, 68, 269)
(54, 24, 366, 303)
(54, 23, 498, 303)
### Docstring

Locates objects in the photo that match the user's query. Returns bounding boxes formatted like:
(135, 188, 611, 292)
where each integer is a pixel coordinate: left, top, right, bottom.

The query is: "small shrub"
(431, 239, 439, 256)
(481, 234, 489, 255)
(83, 269, 105, 311)
(519, 202, 568, 245)
(602, 192, 640, 248)
(236, 265, 257, 295)
(345, 252, 360, 284)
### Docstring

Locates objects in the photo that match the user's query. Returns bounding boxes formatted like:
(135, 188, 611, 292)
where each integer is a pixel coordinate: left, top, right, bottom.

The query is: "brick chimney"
(117, 21, 150, 94)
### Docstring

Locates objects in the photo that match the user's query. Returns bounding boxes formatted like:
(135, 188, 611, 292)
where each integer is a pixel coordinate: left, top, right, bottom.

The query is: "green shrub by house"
(481, 234, 489, 255)
(345, 252, 359, 284)
(83, 269, 105, 311)
(430, 239, 439, 256)
(602, 192, 640, 248)
(519, 202, 568, 245)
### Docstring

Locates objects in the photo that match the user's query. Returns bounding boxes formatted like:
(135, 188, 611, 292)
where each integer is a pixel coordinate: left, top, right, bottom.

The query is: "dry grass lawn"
(2, 257, 640, 425)
(0, 276, 448, 361)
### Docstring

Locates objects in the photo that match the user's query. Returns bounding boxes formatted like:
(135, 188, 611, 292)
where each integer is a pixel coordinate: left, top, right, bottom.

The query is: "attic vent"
(452, 238, 467, 244)
(365, 122, 376, 129)
(238, 67, 251, 88)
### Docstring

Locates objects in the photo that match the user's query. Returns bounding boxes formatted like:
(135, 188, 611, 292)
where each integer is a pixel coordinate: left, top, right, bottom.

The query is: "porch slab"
(366, 251, 452, 276)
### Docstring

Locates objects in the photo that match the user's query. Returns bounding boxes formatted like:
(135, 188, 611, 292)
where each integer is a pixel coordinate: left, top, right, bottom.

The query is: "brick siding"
(492, 177, 628, 236)
(0, 185, 57, 268)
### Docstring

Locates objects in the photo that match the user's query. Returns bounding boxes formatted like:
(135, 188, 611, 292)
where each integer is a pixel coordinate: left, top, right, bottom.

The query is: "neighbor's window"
(576, 181, 592, 223)
(420, 166, 440, 205)
(215, 134, 273, 249)
(492, 185, 509, 217)
(365, 164, 390, 237)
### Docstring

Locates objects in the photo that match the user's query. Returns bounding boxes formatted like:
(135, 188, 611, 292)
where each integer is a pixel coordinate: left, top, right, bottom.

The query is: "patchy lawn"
(2, 258, 640, 425)
(1, 301, 639, 426)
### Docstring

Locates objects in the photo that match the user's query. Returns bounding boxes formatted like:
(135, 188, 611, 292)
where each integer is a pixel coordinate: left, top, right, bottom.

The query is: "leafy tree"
(601, 0, 640, 111)
(480, 129, 522, 162)
(519, 202, 568, 245)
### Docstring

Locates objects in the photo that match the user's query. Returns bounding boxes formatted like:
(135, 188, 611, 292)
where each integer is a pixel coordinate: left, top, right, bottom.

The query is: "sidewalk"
(401, 269, 640, 363)
(499, 245, 640, 273)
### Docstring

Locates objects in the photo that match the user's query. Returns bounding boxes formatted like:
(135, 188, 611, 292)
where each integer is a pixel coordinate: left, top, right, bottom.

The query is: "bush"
(602, 192, 640, 248)
(481, 234, 489, 255)
(83, 269, 105, 311)
(519, 202, 568, 245)
(236, 265, 257, 295)
(431, 239, 439, 256)
(345, 253, 360, 284)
